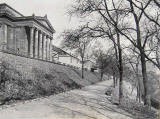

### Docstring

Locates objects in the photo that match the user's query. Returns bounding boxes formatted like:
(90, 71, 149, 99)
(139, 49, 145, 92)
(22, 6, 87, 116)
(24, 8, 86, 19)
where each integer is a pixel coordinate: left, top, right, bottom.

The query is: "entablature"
(0, 15, 53, 38)
(0, 13, 55, 35)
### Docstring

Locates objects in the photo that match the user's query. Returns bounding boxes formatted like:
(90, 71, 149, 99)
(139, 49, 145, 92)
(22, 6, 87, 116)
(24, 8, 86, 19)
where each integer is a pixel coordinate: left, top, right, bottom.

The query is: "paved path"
(0, 80, 133, 119)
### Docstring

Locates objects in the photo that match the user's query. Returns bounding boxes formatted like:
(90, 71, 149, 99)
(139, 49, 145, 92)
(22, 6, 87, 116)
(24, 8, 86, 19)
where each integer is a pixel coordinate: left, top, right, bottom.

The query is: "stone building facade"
(0, 3, 55, 61)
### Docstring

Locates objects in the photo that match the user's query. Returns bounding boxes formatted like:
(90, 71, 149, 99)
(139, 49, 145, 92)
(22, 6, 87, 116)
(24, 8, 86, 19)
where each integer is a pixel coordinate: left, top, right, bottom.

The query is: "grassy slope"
(0, 61, 104, 104)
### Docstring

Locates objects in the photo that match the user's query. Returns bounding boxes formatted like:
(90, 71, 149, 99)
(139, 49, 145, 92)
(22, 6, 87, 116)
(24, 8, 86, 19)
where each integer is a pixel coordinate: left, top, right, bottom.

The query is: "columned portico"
(0, 3, 55, 61)
(29, 28, 53, 61)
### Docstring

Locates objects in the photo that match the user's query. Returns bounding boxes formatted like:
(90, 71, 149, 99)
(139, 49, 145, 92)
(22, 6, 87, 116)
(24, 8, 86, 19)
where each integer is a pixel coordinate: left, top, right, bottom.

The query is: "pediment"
(35, 17, 55, 33)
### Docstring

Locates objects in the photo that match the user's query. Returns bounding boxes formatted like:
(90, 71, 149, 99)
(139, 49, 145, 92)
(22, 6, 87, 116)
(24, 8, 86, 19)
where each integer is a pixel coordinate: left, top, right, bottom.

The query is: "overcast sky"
(0, 0, 80, 46)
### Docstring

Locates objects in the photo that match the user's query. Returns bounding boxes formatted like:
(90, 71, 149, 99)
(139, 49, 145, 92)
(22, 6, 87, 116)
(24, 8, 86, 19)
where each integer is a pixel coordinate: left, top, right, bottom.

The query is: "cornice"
(0, 3, 24, 17)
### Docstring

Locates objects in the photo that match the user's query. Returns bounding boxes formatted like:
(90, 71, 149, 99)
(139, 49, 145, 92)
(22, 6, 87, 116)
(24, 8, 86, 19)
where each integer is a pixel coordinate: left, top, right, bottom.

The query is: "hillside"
(0, 53, 106, 105)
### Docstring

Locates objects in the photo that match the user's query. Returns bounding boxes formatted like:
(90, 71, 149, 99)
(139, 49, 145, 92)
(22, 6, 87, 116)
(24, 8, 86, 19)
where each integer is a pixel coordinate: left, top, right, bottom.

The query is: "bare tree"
(68, 0, 133, 103)
(67, 0, 159, 105)
(61, 28, 91, 79)
(121, 0, 160, 105)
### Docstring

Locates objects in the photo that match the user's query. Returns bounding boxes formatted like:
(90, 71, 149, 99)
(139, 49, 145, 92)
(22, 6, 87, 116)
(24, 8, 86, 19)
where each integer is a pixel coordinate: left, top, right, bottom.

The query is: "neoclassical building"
(0, 3, 55, 61)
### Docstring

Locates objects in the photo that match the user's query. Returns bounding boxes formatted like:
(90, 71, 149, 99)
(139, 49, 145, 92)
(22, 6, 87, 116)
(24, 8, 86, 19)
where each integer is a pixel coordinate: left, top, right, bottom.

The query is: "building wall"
(52, 53, 95, 70)
(71, 57, 81, 68)
(7, 25, 15, 51)
(3, 25, 29, 56)
(58, 56, 71, 65)
(15, 26, 29, 56)
(56, 55, 81, 68)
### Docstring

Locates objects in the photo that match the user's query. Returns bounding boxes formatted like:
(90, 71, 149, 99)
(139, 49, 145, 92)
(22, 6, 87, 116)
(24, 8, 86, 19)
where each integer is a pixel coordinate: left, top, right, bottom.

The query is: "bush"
(119, 98, 157, 119)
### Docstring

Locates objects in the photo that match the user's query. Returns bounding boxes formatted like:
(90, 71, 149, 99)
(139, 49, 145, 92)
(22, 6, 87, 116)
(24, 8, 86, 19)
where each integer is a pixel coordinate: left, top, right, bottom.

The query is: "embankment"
(0, 51, 104, 104)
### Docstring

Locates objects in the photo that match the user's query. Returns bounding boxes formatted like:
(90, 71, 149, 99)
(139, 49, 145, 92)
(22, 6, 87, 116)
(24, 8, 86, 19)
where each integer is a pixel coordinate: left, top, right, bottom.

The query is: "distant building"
(51, 45, 81, 68)
(51, 45, 97, 70)
(84, 59, 97, 71)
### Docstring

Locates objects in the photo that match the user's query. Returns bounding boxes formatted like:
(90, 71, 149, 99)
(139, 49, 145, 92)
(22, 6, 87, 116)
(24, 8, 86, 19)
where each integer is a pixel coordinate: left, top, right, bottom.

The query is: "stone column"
(43, 34, 47, 60)
(42, 33, 44, 59)
(34, 29, 38, 58)
(49, 38, 52, 61)
(2, 24, 7, 50)
(45, 36, 48, 60)
(47, 37, 50, 61)
(39, 31, 43, 59)
(29, 27, 34, 57)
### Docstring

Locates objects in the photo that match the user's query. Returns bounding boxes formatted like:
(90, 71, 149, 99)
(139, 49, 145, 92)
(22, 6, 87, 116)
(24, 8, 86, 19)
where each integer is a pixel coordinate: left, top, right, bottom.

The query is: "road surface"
(0, 80, 133, 119)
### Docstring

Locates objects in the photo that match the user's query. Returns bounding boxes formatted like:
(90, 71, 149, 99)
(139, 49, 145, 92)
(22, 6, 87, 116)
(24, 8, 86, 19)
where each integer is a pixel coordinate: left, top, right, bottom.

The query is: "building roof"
(52, 45, 68, 56)
(0, 3, 55, 33)
(52, 45, 81, 60)
(0, 3, 24, 17)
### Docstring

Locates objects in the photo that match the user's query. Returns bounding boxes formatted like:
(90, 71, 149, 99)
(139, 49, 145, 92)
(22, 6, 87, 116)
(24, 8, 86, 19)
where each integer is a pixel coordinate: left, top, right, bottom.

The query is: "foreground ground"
(0, 80, 134, 119)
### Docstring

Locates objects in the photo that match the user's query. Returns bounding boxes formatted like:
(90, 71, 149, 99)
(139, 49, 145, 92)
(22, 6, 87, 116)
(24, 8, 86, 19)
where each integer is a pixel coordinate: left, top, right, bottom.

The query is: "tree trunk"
(112, 68, 116, 88)
(136, 22, 148, 105)
(117, 32, 123, 103)
(113, 76, 116, 88)
(136, 62, 141, 102)
(136, 85, 139, 101)
(110, 33, 119, 88)
(115, 77, 118, 85)
(136, 81, 141, 103)
(100, 69, 103, 80)
(119, 48, 123, 103)
(81, 59, 84, 79)
(140, 51, 148, 105)
(138, 83, 141, 103)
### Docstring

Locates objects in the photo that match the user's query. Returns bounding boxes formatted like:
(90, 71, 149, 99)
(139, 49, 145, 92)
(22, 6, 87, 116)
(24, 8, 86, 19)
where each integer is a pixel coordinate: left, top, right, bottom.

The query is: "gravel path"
(0, 80, 133, 119)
